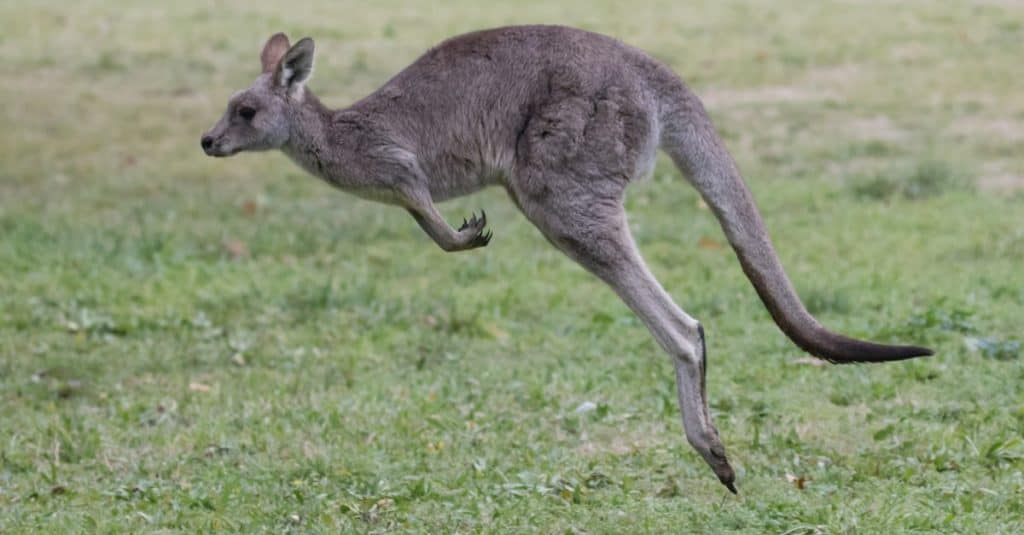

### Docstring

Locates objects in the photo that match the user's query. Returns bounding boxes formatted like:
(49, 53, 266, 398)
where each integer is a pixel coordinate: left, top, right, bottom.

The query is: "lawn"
(1, 1, 1023, 533)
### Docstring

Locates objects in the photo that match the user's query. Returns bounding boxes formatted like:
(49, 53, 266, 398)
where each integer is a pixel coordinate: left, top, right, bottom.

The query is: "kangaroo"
(202, 26, 933, 492)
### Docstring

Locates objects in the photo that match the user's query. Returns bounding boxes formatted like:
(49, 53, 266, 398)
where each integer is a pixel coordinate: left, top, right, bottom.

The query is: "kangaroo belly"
(417, 136, 515, 202)
(424, 163, 504, 202)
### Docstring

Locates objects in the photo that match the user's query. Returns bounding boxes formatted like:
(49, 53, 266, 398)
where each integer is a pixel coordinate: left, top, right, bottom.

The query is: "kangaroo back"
(657, 84, 932, 363)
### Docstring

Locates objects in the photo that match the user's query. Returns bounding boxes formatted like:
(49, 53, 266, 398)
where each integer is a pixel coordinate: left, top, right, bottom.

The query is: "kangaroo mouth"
(204, 145, 240, 158)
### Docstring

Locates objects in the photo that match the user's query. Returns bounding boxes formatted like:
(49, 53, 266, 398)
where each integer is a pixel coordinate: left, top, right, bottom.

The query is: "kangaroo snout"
(200, 133, 235, 157)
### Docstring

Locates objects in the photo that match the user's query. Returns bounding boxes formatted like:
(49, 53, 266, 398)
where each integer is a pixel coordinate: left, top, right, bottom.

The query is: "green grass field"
(2, 1, 1023, 532)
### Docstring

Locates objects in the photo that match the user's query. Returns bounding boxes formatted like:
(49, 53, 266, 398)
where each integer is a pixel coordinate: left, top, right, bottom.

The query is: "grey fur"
(202, 26, 933, 492)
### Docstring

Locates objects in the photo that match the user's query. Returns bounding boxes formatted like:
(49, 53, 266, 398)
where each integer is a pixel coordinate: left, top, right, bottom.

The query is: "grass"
(1, 1, 1023, 532)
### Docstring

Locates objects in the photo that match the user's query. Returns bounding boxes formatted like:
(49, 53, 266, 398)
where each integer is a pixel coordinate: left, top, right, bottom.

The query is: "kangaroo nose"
(201, 135, 214, 150)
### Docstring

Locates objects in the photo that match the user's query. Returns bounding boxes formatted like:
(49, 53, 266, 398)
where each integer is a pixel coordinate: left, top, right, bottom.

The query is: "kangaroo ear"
(276, 37, 315, 91)
(260, 33, 291, 73)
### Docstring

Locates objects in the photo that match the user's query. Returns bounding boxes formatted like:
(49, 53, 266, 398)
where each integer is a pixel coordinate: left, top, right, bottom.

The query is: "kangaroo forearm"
(405, 203, 492, 252)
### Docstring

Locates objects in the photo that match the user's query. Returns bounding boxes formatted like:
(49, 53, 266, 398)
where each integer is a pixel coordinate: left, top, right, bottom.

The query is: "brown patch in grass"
(703, 64, 864, 109)
(703, 85, 835, 109)
(951, 117, 1024, 142)
(844, 115, 908, 141)
(979, 173, 1024, 193)
(805, 63, 864, 86)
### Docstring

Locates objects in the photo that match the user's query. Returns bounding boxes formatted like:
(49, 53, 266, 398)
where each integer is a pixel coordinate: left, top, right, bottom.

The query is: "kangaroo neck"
(281, 89, 335, 177)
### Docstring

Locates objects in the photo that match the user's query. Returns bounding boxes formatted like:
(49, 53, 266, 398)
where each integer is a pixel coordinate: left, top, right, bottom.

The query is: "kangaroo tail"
(658, 93, 932, 363)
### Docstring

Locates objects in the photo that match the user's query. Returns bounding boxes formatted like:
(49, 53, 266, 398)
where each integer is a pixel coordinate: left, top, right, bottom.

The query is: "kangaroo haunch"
(202, 26, 933, 493)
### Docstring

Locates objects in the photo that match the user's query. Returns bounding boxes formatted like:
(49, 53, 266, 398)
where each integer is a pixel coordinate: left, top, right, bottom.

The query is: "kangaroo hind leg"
(520, 193, 737, 492)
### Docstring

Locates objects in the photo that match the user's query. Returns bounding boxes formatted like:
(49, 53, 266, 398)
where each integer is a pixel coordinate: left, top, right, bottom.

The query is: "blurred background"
(1, 1, 1022, 532)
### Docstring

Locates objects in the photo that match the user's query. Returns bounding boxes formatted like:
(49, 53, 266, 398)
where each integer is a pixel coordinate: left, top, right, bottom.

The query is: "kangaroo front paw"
(456, 210, 492, 249)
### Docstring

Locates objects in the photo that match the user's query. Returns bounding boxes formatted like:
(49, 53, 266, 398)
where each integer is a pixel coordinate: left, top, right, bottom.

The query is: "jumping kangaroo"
(201, 26, 933, 492)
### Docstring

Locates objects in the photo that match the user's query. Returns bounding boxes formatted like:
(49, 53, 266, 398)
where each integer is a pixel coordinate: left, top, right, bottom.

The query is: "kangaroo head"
(201, 33, 315, 157)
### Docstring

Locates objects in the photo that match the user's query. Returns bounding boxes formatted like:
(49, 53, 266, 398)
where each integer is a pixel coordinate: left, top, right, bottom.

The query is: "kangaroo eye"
(238, 106, 257, 121)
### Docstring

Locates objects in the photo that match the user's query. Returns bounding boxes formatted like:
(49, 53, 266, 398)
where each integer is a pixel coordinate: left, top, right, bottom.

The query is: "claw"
(454, 209, 493, 249)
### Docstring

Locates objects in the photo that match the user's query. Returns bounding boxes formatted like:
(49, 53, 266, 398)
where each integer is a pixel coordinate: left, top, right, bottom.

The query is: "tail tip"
(906, 345, 934, 358)
(818, 341, 935, 364)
